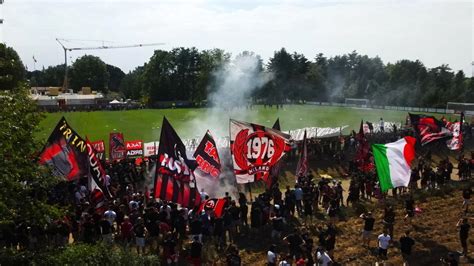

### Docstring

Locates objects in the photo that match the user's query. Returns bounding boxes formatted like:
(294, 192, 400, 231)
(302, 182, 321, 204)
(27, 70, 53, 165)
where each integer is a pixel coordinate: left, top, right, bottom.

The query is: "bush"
(0, 243, 160, 266)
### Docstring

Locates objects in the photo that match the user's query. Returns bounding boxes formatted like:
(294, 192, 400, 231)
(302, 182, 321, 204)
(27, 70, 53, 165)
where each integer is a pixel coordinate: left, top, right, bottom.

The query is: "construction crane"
(56, 38, 165, 90)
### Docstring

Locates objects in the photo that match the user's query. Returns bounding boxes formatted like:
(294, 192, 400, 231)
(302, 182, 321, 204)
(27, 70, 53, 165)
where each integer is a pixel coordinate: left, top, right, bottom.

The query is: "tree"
(120, 67, 145, 101)
(69, 55, 109, 93)
(106, 64, 125, 92)
(0, 43, 26, 91)
(0, 45, 61, 224)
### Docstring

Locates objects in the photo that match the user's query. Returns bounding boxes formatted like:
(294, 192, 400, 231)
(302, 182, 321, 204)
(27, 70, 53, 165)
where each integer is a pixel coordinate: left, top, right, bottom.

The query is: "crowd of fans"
(0, 127, 472, 265)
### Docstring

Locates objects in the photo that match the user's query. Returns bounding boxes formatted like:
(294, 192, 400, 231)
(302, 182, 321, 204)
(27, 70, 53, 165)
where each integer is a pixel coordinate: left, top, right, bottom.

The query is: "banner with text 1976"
(230, 119, 291, 184)
(39, 117, 89, 181)
(109, 132, 126, 161)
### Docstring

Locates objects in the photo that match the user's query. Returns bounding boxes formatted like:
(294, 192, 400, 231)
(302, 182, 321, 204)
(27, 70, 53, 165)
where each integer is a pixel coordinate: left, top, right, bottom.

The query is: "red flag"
(198, 198, 227, 218)
(295, 130, 308, 178)
(355, 120, 370, 163)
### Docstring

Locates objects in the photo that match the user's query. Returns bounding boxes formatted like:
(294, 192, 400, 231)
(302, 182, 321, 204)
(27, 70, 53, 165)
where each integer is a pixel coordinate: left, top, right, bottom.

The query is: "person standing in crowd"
(294, 184, 304, 216)
(399, 230, 415, 266)
(457, 218, 470, 257)
(379, 118, 385, 133)
(316, 247, 333, 266)
(283, 228, 305, 260)
(267, 244, 278, 266)
(404, 194, 415, 225)
(120, 216, 133, 250)
(133, 217, 147, 255)
(188, 236, 202, 266)
(377, 230, 391, 261)
(238, 193, 248, 227)
(360, 212, 375, 248)
(383, 206, 396, 239)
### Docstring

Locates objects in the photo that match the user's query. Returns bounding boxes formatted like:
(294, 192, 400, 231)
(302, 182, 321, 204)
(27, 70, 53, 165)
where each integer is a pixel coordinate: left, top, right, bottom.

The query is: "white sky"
(1, 0, 473, 75)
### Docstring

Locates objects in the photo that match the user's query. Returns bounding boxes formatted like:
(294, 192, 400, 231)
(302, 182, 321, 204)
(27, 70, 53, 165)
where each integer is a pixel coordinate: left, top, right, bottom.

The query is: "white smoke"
(191, 52, 273, 199)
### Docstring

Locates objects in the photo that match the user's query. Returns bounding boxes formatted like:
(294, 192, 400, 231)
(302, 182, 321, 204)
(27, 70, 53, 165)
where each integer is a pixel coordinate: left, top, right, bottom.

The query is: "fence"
(305, 101, 463, 115)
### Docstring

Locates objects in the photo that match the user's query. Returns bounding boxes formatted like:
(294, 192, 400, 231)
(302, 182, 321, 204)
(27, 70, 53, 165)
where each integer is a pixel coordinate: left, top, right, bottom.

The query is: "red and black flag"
(193, 130, 221, 198)
(194, 130, 221, 179)
(230, 119, 291, 184)
(88, 173, 106, 214)
(409, 113, 450, 146)
(355, 120, 370, 163)
(272, 118, 281, 131)
(39, 117, 89, 181)
(156, 117, 197, 181)
(446, 112, 464, 150)
(109, 132, 126, 161)
(295, 130, 308, 179)
(86, 138, 111, 198)
(154, 117, 201, 208)
(198, 198, 227, 218)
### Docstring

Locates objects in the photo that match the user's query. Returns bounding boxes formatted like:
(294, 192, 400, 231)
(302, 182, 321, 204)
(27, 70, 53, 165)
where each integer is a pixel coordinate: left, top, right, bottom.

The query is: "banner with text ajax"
(126, 140, 144, 158)
(230, 119, 291, 184)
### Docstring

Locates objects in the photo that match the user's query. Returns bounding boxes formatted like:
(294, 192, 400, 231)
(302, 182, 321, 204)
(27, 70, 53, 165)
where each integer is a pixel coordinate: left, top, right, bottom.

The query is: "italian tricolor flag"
(372, 136, 416, 192)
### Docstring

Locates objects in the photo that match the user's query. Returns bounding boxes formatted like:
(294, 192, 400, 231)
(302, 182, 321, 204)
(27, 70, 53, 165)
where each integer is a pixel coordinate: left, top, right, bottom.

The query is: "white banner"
(143, 141, 158, 157)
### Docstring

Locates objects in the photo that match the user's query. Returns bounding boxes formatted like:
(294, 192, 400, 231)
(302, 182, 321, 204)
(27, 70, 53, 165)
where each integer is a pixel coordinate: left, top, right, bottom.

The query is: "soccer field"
(37, 105, 447, 144)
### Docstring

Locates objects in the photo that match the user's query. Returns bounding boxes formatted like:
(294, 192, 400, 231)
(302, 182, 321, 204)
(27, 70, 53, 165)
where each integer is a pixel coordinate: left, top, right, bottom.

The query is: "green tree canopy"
(69, 55, 109, 93)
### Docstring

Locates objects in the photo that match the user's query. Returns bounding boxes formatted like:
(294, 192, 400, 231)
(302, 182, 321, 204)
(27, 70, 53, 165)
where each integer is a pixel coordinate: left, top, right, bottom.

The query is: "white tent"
(109, 99, 122, 104)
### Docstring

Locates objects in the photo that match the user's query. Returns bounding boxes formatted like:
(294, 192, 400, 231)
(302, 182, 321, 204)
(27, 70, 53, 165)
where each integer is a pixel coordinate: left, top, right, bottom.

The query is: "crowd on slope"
(1, 130, 473, 266)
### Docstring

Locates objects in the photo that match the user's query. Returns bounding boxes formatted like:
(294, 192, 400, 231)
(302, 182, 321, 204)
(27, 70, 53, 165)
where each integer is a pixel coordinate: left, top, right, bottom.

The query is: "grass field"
(38, 105, 453, 144)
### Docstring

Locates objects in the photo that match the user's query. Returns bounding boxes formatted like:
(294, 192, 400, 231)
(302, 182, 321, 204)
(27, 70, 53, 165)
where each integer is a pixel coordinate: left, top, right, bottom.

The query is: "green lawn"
(37, 105, 452, 145)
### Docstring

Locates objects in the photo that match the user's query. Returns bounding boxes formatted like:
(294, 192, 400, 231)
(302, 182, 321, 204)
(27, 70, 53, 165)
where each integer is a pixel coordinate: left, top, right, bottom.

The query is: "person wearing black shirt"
(99, 218, 113, 245)
(404, 195, 415, 225)
(383, 206, 396, 239)
(188, 236, 202, 266)
(225, 244, 241, 266)
(133, 218, 146, 255)
(283, 228, 304, 259)
(457, 218, 470, 256)
(399, 230, 415, 265)
(360, 212, 375, 248)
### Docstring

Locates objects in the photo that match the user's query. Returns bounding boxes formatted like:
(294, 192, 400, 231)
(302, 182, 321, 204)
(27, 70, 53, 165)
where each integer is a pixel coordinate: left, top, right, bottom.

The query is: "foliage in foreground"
(0, 243, 160, 266)
(0, 85, 62, 224)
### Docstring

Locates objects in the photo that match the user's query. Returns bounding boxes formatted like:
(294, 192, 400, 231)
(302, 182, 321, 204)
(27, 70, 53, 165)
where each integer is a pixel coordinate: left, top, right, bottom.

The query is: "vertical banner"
(109, 132, 126, 160)
(126, 140, 144, 158)
(91, 140, 105, 160)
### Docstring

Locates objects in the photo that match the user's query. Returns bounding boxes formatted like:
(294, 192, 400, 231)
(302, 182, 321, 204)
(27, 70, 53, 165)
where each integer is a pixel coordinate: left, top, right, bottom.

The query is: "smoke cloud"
(191, 53, 273, 199)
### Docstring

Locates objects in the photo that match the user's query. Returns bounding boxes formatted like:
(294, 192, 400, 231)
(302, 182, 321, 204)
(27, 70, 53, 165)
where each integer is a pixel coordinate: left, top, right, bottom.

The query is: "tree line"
(15, 46, 474, 108)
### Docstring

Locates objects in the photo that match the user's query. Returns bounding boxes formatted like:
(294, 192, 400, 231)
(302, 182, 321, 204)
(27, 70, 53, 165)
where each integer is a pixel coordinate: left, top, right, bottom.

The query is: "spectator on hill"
(457, 218, 470, 257)
(360, 212, 375, 248)
(399, 230, 415, 266)
(267, 244, 278, 266)
(377, 230, 391, 261)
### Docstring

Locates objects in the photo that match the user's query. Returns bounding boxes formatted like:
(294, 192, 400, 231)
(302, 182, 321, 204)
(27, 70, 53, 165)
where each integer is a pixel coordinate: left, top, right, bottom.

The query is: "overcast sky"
(1, 0, 473, 75)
